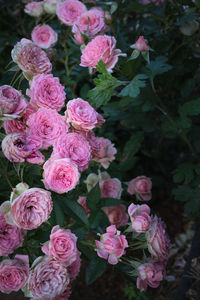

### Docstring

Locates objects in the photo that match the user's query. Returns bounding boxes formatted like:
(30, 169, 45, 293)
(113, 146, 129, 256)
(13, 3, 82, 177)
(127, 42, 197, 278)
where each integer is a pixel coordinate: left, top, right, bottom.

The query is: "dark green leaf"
(119, 74, 147, 98)
(53, 200, 65, 227)
(85, 257, 106, 285)
(62, 198, 89, 226)
(86, 183, 101, 209)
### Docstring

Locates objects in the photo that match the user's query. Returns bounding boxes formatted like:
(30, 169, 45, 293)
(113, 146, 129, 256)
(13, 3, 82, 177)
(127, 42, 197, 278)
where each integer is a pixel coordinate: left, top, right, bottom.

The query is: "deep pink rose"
(27, 74, 65, 111)
(92, 137, 117, 168)
(0, 255, 29, 294)
(11, 39, 52, 79)
(139, 0, 165, 5)
(53, 132, 91, 171)
(32, 25, 58, 49)
(136, 262, 166, 291)
(146, 216, 170, 262)
(0, 213, 26, 256)
(80, 35, 126, 72)
(100, 178, 122, 199)
(56, 0, 87, 26)
(67, 251, 81, 281)
(27, 108, 69, 149)
(24, 1, 44, 17)
(28, 256, 70, 299)
(127, 176, 152, 201)
(128, 203, 151, 233)
(135, 36, 149, 52)
(77, 196, 90, 216)
(102, 204, 128, 228)
(95, 225, 128, 265)
(43, 157, 80, 194)
(42, 225, 78, 266)
(11, 188, 53, 230)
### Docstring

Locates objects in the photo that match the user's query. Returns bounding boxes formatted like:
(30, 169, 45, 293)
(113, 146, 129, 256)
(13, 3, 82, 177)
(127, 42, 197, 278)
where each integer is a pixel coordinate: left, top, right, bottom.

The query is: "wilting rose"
(44, 0, 58, 14)
(92, 137, 117, 168)
(127, 176, 152, 201)
(32, 25, 58, 49)
(42, 225, 78, 266)
(95, 225, 128, 265)
(43, 157, 80, 194)
(24, 1, 44, 17)
(146, 216, 170, 262)
(100, 178, 122, 199)
(135, 36, 149, 52)
(102, 204, 128, 228)
(77, 196, 90, 216)
(28, 256, 70, 299)
(0, 255, 29, 294)
(56, 0, 87, 26)
(11, 188, 53, 230)
(67, 251, 81, 281)
(128, 203, 151, 233)
(80, 35, 126, 72)
(27, 74, 65, 111)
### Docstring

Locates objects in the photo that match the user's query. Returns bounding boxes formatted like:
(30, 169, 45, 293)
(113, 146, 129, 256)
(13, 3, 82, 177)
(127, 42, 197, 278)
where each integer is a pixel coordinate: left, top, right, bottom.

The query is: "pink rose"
(32, 25, 58, 49)
(127, 176, 152, 201)
(27, 74, 65, 111)
(136, 262, 166, 291)
(139, 0, 165, 5)
(44, 0, 58, 14)
(135, 36, 149, 52)
(102, 204, 128, 228)
(92, 137, 117, 168)
(28, 256, 70, 299)
(42, 225, 78, 266)
(66, 98, 104, 131)
(0, 212, 26, 256)
(53, 287, 71, 300)
(53, 132, 91, 171)
(43, 157, 80, 194)
(56, 0, 87, 26)
(27, 108, 69, 149)
(146, 216, 170, 262)
(67, 251, 81, 281)
(77, 196, 90, 216)
(11, 39, 52, 79)
(24, 1, 44, 17)
(128, 203, 151, 232)
(11, 188, 53, 230)
(0, 255, 29, 294)
(95, 225, 128, 265)
(80, 35, 126, 72)
(100, 178, 122, 199)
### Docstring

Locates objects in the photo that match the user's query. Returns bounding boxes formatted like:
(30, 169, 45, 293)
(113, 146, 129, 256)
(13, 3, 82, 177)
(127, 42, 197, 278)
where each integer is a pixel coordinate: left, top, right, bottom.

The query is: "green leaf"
(119, 74, 147, 98)
(172, 185, 192, 202)
(62, 198, 89, 226)
(129, 49, 140, 61)
(122, 131, 144, 160)
(179, 98, 200, 117)
(89, 209, 110, 232)
(85, 257, 106, 285)
(144, 56, 172, 81)
(172, 163, 196, 183)
(86, 183, 101, 209)
(97, 198, 124, 208)
(53, 200, 65, 227)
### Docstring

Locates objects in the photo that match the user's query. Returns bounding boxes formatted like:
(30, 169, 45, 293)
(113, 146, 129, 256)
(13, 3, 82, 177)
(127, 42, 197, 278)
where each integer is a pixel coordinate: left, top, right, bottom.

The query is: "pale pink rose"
(66, 98, 104, 131)
(127, 176, 152, 201)
(67, 250, 81, 281)
(56, 0, 87, 26)
(72, 8, 109, 45)
(32, 25, 58, 49)
(53, 287, 71, 300)
(27, 108, 69, 149)
(100, 178, 122, 199)
(24, 1, 44, 17)
(139, 0, 165, 5)
(0, 213, 26, 256)
(42, 225, 78, 266)
(11, 188, 53, 230)
(95, 225, 128, 265)
(77, 196, 90, 216)
(135, 36, 149, 52)
(27, 74, 65, 111)
(53, 132, 91, 171)
(146, 216, 170, 262)
(0, 255, 29, 294)
(80, 35, 126, 72)
(136, 262, 166, 291)
(92, 137, 117, 168)
(11, 39, 52, 79)
(43, 157, 80, 194)
(0, 85, 27, 118)
(102, 205, 128, 228)
(44, 0, 58, 14)
(128, 203, 151, 233)
(28, 256, 70, 299)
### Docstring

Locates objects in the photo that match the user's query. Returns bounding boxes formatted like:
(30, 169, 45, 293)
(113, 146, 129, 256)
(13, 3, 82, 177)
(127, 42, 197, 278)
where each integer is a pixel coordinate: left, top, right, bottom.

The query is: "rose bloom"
(127, 176, 152, 201)
(42, 225, 78, 266)
(0, 85, 27, 118)
(0, 255, 29, 294)
(95, 225, 128, 265)
(139, 0, 165, 5)
(136, 262, 166, 291)
(24, 1, 44, 17)
(100, 178, 122, 199)
(43, 157, 80, 194)
(146, 216, 170, 262)
(56, 0, 87, 26)
(66, 98, 104, 131)
(11, 188, 53, 230)
(32, 25, 58, 49)
(128, 203, 151, 233)
(53, 287, 71, 300)
(44, 0, 58, 14)
(92, 137, 117, 169)
(67, 250, 81, 281)
(53, 132, 91, 171)
(0, 213, 26, 256)
(135, 36, 149, 52)
(27, 108, 69, 149)
(28, 256, 70, 299)
(102, 204, 129, 228)
(80, 35, 126, 72)
(11, 38, 52, 79)
(27, 74, 65, 111)
(77, 196, 90, 216)
(72, 8, 109, 45)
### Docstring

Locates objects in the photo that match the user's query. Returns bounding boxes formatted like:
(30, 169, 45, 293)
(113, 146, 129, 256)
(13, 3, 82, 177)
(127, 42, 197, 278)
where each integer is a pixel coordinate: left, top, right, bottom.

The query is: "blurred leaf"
(62, 197, 89, 226)
(119, 74, 147, 98)
(53, 200, 65, 227)
(85, 257, 106, 285)
(86, 183, 101, 210)
(179, 98, 200, 117)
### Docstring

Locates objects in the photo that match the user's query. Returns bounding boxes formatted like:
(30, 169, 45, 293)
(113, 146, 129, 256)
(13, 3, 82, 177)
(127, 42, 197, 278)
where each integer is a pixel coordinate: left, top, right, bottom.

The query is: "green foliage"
(86, 183, 101, 209)
(85, 257, 107, 285)
(124, 284, 149, 300)
(119, 74, 147, 98)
